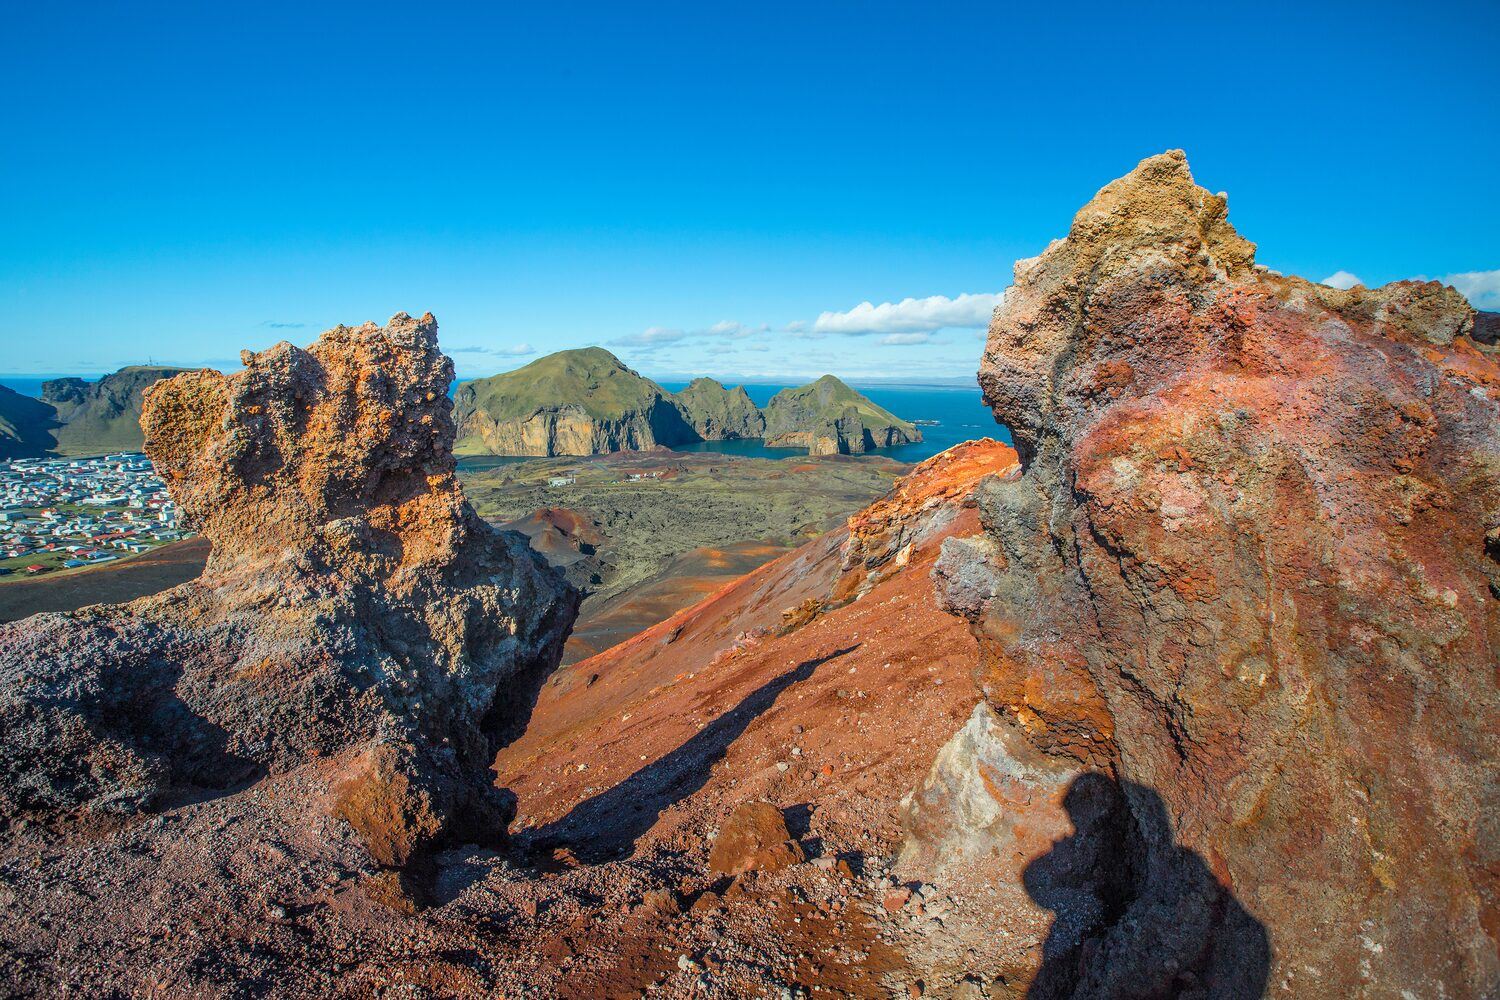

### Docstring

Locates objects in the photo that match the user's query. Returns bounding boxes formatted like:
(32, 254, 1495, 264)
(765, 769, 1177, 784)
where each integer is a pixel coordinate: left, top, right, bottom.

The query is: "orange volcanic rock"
(926, 151, 1500, 996)
(707, 801, 806, 875)
(833, 438, 1016, 604)
(0, 314, 578, 866)
(495, 440, 1017, 851)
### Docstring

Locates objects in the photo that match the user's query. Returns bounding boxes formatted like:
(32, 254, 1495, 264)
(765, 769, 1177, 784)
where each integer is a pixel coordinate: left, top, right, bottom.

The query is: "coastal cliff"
(763, 374, 922, 455)
(453, 347, 693, 457)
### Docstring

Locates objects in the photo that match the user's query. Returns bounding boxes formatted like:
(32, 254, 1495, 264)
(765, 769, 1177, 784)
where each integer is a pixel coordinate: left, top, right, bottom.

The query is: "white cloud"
(812, 291, 1005, 335)
(706, 320, 768, 339)
(1320, 270, 1364, 290)
(450, 343, 536, 357)
(1442, 269, 1500, 309)
(612, 320, 771, 349)
(609, 326, 689, 347)
(880, 332, 940, 345)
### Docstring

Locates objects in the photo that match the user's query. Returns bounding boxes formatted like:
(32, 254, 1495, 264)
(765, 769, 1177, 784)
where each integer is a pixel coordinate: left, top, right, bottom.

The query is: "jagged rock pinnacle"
(0, 314, 580, 866)
(926, 151, 1498, 995)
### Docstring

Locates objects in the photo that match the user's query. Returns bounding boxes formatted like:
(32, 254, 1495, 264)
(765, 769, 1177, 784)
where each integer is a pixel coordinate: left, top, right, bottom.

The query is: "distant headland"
(452, 347, 922, 457)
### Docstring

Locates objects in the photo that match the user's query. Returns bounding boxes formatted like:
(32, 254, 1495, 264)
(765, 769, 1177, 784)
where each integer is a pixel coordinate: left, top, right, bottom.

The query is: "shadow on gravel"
(525, 644, 859, 864)
(1022, 773, 1271, 999)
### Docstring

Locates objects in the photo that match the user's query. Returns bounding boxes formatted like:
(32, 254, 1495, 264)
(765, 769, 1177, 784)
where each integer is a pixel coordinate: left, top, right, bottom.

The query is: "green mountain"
(451, 348, 922, 459)
(453, 348, 694, 457)
(41, 366, 190, 456)
(762, 375, 922, 456)
(669, 378, 765, 440)
(0, 366, 190, 460)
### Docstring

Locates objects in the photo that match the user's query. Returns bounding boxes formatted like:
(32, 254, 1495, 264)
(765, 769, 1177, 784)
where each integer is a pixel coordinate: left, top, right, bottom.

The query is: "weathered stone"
(708, 801, 806, 875)
(922, 151, 1499, 996)
(0, 314, 579, 866)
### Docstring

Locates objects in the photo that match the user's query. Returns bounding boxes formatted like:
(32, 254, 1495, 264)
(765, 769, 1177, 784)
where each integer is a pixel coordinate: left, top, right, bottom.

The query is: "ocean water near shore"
(0, 377, 62, 399)
(658, 381, 1011, 464)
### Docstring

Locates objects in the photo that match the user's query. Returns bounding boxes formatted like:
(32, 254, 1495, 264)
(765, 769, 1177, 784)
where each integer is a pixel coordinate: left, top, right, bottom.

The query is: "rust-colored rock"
(834, 438, 1018, 604)
(926, 151, 1499, 996)
(0, 314, 578, 865)
(708, 801, 806, 875)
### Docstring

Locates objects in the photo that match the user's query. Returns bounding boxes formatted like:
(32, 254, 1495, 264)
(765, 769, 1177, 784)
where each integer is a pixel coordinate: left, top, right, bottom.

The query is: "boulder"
(708, 801, 806, 875)
(919, 151, 1499, 996)
(0, 313, 580, 866)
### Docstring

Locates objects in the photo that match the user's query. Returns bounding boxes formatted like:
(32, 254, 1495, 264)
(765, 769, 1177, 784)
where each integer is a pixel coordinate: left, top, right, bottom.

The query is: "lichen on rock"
(0, 313, 579, 866)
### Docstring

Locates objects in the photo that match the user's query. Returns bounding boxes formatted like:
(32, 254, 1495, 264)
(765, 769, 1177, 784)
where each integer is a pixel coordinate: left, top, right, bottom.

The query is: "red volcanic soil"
(0, 536, 210, 623)
(562, 539, 793, 663)
(498, 507, 605, 569)
(484, 441, 1018, 994)
(0, 442, 1016, 999)
(499, 440, 1018, 849)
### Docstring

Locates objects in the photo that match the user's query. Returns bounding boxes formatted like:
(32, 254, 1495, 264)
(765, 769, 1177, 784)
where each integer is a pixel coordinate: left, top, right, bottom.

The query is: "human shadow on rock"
(523, 645, 858, 863)
(1022, 773, 1270, 1000)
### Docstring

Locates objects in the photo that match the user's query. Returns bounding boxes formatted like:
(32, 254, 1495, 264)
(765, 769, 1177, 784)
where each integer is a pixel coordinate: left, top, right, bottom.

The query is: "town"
(0, 453, 190, 578)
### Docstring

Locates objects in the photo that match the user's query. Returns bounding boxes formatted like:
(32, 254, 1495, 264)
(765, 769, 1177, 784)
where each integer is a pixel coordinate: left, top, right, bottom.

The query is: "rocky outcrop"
(42, 365, 189, 455)
(920, 151, 1499, 996)
(763, 375, 921, 455)
(832, 438, 1016, 604)
(0, 313, 578, 865)
(453, 348, 694, 457)
(670, 377, 766, 440)
(0, 383, 57, 459)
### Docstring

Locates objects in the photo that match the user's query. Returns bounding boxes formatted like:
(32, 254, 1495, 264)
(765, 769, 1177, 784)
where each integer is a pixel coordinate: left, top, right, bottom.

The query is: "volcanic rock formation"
(924, 151, 1499, 996)
(0, 313, 578, 865)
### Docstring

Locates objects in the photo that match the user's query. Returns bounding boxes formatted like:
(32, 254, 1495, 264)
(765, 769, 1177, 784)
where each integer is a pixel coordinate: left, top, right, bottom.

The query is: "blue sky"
(1, 1, 1496, 381)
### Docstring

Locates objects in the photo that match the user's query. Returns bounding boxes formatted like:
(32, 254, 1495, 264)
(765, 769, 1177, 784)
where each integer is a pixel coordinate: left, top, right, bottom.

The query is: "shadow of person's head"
(1022, 773, 1270, 999)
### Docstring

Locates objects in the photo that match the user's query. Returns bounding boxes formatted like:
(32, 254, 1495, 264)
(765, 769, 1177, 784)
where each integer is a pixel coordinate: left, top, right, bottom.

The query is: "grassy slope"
(765, 375, 918, 435)
(47, 366, 189, 457)
(668, 378, 763, 436)
(455, 348, 665, 423)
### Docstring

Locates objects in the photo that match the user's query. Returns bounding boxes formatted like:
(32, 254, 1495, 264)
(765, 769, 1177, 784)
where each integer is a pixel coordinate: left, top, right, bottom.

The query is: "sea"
(1, 374, 1011, 467)
(656, 381, 1010, 464)
(0, 377, 61, 400)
